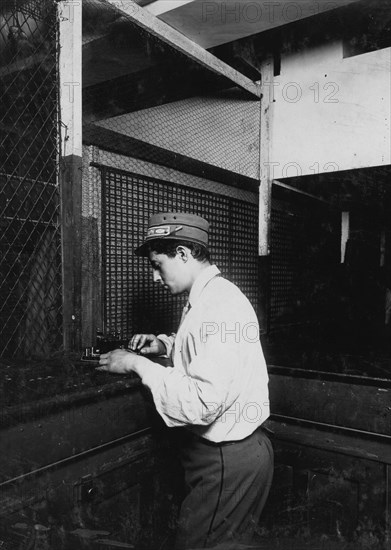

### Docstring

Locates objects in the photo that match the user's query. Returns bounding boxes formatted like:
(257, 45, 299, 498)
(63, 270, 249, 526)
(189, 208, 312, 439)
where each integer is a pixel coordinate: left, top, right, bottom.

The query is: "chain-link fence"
(0, 0, 62, 359)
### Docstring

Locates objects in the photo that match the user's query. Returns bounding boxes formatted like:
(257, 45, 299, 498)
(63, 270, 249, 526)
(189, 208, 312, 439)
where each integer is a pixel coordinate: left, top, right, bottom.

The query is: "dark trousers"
(174, 427, 274, 550)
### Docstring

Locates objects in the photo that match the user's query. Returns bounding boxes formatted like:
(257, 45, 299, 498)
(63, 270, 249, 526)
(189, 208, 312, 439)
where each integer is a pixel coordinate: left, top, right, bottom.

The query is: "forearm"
(98, 349, 163, 376)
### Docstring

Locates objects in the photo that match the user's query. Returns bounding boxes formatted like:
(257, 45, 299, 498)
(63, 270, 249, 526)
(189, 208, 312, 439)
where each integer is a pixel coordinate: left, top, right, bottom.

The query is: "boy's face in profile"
(149, 249, 191, 295)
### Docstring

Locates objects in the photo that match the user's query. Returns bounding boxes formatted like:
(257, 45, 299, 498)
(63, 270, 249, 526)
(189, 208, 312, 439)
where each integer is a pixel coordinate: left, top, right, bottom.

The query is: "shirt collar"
(188, 264, 221, 307)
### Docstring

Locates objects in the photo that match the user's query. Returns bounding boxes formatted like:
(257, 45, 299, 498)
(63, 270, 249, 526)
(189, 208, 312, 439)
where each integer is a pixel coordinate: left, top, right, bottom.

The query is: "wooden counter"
(2, 358, 390, 549)
(0, 356, 180, 549)
(263, 366, 391, 549)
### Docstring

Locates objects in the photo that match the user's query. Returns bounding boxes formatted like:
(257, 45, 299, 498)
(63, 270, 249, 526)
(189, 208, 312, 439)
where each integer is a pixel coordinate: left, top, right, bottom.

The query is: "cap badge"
(147, 225, 170, 237)
(147, 225, 183, 238)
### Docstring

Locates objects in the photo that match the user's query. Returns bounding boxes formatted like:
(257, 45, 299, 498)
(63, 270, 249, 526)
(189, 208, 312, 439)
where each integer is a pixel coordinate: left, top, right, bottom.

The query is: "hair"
(146, 239, 211, 262)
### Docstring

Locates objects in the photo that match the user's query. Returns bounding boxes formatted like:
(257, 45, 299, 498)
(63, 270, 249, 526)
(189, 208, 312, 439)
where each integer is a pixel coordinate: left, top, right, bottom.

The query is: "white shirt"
(140, 265, 270, 442)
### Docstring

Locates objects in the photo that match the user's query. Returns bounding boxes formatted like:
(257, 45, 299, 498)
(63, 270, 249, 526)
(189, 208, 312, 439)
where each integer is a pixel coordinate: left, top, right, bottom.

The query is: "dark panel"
(1, 388, 154, 482)
(269, 373, 391, 436)
(263, 424, 389, 545)
(1, 430, 181, 550)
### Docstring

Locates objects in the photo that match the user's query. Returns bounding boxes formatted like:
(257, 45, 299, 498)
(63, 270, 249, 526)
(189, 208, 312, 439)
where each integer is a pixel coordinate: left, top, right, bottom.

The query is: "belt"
(189, 427, 265, 447)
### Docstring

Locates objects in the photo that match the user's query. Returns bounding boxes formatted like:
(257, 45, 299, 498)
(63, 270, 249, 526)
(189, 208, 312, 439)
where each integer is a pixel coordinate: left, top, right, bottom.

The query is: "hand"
(129, 334, 166, 356)
(97, 349, 146, 375)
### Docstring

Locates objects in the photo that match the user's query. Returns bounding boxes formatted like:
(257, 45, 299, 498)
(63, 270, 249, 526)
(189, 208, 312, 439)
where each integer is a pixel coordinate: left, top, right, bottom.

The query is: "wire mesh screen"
(95, 91, 260, 181)
(100, 166, 258, 338)
(270, 199, 303, 330)
(0, 0, 61, 358)
(269, 192, 340, 333)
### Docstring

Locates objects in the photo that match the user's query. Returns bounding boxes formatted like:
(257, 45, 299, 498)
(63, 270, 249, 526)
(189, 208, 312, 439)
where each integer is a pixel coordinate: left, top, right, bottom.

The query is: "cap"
(135, 212, 210, 256)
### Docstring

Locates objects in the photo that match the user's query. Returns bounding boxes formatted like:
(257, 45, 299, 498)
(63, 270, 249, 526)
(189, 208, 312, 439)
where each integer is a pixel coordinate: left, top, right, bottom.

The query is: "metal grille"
(0, 0, 62, 358)
(101, 167, 258, 338)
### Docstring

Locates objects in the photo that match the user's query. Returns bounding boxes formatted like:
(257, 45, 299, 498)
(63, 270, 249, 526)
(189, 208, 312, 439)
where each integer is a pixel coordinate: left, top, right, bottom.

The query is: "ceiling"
(82, 0, 391, 213)
(82, 0, 261, 120)
(82, 0, 388, 121)
(143, 0, 361, 49)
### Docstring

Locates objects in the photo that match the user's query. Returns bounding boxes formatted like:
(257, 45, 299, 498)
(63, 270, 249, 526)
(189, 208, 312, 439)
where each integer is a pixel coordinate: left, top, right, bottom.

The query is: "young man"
(98, 212, 273, 549)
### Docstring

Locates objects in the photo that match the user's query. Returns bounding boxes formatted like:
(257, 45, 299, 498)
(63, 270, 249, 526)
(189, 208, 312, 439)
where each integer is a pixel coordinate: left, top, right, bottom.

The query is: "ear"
(176, 245, 190, 262)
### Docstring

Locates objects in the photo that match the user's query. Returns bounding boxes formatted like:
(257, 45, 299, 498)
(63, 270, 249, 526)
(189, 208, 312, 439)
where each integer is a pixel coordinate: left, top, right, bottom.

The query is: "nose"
(153, 270, 162, 284)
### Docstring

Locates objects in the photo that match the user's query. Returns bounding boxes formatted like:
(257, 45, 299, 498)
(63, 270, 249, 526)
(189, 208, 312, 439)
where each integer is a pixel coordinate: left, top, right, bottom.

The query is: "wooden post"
(58, 0, 82, 352)
(258, 55, 274, 332)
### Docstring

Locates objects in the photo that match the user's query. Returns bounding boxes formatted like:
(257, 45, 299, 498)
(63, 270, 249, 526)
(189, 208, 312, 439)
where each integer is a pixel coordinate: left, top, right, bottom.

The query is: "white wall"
(269, 41, 391, 179)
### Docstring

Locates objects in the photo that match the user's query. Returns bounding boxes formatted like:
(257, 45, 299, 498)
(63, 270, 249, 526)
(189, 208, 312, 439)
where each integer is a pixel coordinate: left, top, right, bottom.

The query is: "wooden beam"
(257, 54, 274, 332)
(273, 179, 332, 205)
(104, 0, 261, 99)
(59, 0, 82, 158)
(258, 54, 274, 257)
(58, 0, 82, 352)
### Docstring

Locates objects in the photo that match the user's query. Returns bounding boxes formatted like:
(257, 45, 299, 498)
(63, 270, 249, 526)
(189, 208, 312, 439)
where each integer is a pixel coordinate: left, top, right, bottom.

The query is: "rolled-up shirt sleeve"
(140, 324, 240, 427)
(156, 333, 175, 357)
